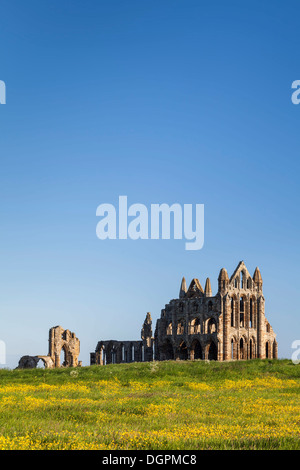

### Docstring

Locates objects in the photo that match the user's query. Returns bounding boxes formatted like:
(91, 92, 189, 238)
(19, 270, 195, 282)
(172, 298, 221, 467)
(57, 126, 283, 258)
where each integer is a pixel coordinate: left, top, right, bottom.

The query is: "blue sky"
(0, 0, 299, 367)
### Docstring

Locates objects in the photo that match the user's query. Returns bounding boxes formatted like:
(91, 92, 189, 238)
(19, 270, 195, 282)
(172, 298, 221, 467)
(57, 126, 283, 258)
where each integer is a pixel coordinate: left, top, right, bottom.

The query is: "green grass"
(0, 359, 299, 450)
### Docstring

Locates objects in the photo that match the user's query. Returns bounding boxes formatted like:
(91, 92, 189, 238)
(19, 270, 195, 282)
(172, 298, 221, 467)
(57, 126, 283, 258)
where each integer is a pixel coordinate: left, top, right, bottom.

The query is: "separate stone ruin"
(17, 355, 54, 369)
(91, 261, 278, 365)
(17, 326, 81, 369)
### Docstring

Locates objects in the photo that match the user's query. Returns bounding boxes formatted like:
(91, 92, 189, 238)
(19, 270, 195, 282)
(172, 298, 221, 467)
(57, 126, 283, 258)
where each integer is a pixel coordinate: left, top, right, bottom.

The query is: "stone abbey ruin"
(17, 326, 81, 369)
(17, 261, 278, 368)
(91, 261, 278, 365)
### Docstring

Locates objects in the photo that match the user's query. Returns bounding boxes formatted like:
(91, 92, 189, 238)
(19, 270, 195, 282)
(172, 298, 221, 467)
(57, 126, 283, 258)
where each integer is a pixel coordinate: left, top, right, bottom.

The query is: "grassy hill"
(0, 359, 299, 450)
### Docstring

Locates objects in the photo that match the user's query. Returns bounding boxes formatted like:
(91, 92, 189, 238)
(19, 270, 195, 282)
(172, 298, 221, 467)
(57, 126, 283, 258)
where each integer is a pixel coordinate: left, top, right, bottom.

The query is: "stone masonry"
(17, 325, 81, 369)
(91, 261, 278, 364)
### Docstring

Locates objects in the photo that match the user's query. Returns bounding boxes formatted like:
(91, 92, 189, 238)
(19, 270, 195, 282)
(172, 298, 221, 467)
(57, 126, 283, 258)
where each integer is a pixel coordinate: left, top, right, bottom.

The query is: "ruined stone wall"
(48, 326, 81, 367)
(91, 340, 143, 365)
(17, 326, 81, 369)
(154, 261, 278, 362)
(91, 313, 154, 365)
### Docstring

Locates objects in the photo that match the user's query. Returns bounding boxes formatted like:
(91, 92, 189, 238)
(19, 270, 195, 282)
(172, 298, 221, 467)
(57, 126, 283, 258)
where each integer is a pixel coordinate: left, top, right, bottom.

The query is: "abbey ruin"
(91, 261, 278, 364)
(17, 261, 278, 368)
(17, 326, 81, 369)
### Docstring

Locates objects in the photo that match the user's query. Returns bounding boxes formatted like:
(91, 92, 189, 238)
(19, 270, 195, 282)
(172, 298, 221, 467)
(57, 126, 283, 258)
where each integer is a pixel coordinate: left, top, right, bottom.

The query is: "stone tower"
(141, 312, 154, 361)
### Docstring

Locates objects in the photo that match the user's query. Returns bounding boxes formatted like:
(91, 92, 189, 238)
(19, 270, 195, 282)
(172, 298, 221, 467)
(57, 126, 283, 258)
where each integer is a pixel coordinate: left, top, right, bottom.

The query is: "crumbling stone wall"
(91, 313, 154, 365)
(16, 355, 54, 369)
(17, 326, 81, 369)
(48, 326, 81, 368)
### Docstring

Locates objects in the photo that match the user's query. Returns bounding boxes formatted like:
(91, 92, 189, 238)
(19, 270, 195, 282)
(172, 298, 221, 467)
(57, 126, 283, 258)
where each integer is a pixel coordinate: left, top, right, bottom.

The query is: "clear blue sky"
(0, 0, 299, 368)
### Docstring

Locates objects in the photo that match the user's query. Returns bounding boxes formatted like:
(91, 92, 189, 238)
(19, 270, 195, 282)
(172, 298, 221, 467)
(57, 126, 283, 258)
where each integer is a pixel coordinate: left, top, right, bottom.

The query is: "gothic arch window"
(190, 318, 201, 334)
(247, 278, 251, 289)
(240, 338, 245, 360)
(111, 347, 117, 364)
(177, 320, 185, 335)
(250, 296, 257, 328)
(141, 344, 145, 362)
(100, 346, 106, 365)
(60, 345, 67, 367)
(234, 278, 238, 288)
(231, 298, 234, 327)
(265, 341, 270, 359)
(250, 298, 253, 328)
(249, 337, 256, 359)
(129, 343, 134, 362)
(239, 297, 245, 327)
(191, 339, 202, 360)
(207, 318, 217, 334)
(240, 271, 244, 289)
(207, 341, 218, 360)
(178, 341, 188, 360)
(166, 322, 172, 335)
(231, 337, 238, 360)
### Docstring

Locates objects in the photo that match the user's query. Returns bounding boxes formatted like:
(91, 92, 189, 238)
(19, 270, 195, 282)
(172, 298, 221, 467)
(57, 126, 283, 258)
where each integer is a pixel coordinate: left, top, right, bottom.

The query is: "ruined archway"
(239, 336, 248, 360)
(231, 336, 238, 360)
(249, 337, 256, 359)
(49, 326, 81, 368)
(17, 326, 80, 370)
(190, 318, 201, 334)
(178, 341, 188, 360)
(190, 339, 202, 360)
(207, 340, 218, 360)
(177, 319, 185, 335)
(207, 318, 217, 334)
(16, 355, 54, 370)
(265, 341, 271, 359)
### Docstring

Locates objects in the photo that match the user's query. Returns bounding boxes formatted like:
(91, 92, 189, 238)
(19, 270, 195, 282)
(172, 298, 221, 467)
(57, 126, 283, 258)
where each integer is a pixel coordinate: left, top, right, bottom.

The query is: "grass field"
(0, 359, 299, 450)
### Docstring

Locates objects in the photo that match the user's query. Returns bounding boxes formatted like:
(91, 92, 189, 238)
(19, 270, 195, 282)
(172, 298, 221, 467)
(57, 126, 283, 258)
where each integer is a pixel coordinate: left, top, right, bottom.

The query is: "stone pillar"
(223, 295, 231, 361)
(141, 313, 154, 361)
(257, 296, 265, 359)
(218, 297, 223, 361)
(273, 340, 278, 359)
(55, 353, 60, 368)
